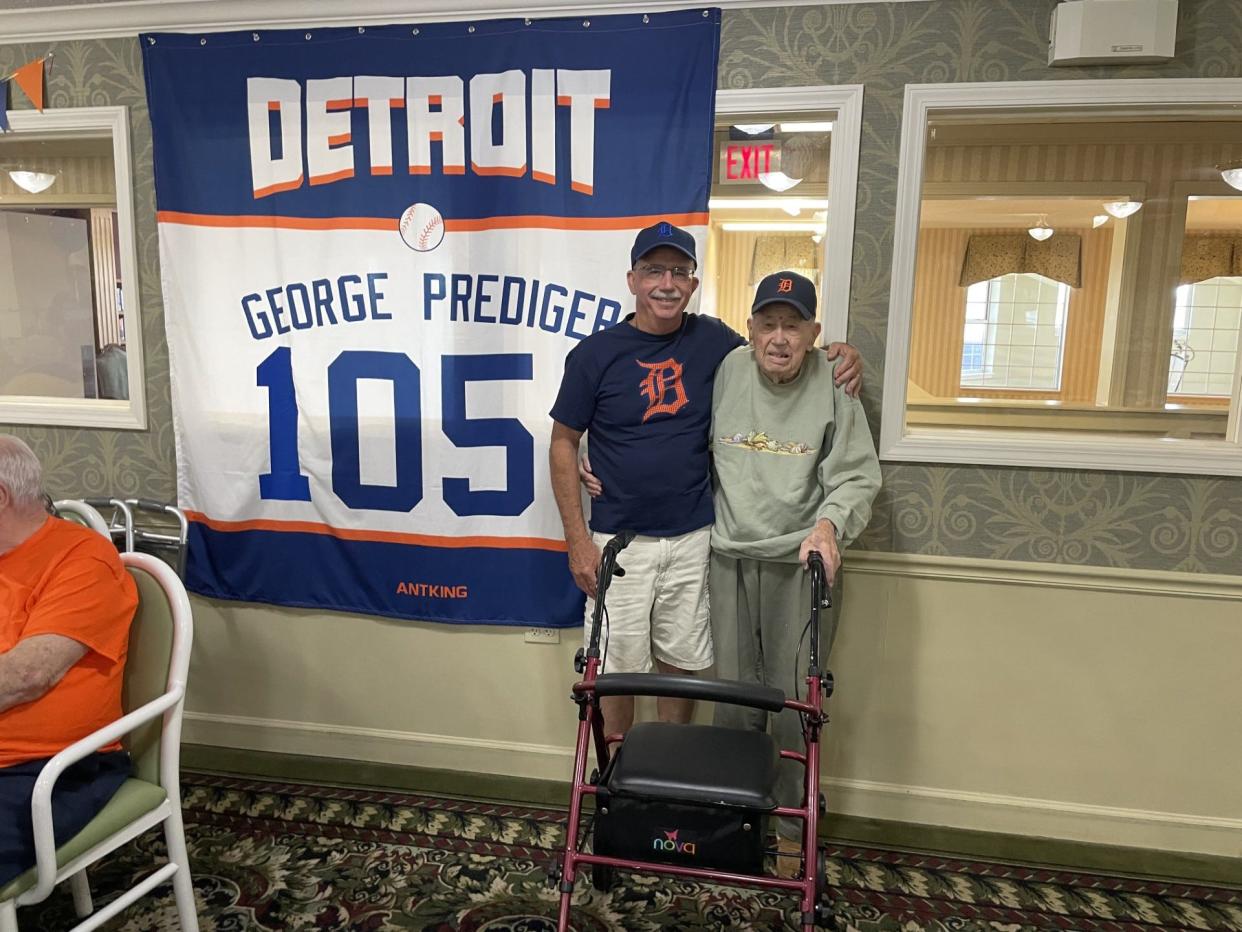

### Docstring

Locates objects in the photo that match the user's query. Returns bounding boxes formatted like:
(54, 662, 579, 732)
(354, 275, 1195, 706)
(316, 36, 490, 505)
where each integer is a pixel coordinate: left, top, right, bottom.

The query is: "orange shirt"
(0, 516, 137, 768)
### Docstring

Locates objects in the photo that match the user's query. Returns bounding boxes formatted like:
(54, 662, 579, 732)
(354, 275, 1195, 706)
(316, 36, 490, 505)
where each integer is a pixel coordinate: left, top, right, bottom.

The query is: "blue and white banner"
(142, 12, 720, 626)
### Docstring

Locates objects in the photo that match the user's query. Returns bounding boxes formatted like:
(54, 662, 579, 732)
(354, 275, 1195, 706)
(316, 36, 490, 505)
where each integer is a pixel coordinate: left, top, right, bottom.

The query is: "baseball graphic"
(399, 202, 445, 252)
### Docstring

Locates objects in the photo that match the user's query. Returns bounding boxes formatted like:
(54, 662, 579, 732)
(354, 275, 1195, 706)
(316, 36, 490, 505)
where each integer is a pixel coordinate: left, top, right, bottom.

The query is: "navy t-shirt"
(550, 313, 745, 536)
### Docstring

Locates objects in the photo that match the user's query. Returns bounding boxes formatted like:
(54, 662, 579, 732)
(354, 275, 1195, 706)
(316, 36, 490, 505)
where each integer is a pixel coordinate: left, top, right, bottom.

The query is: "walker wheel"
(814, 901, 836, 928)
(591, 863, 617, 893)
(546, 863, 562, 887)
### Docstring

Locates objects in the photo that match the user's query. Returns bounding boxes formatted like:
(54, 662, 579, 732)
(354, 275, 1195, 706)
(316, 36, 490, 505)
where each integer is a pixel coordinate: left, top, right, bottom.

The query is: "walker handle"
(807, 551, 831, 674)
(584, 531, 637, 660)
(582, 672, 786, 713)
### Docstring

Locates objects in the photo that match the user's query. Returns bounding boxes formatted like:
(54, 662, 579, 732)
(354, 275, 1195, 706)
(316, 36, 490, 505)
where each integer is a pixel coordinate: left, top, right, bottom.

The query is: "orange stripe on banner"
(557, 95, 571, 106)
(429, 131, 443, 142)
(428, 94, 442, 106)
(251, 176, 303, 199)
(326, 98, 352, 111)
(390, 97, 405, 108)
(371, 165, 393, 176)
(595, 99, 611, 109)
(492, 92, 503, 105)
(158, 211, 710, 232)
(309, 168, 355, 186)
(327, 132, 351, 147)
(571, 181, 594, 195)
(471, 163, 527, 177)
(185, 512, 568, 552)
(352, 97, 368, 107)
(157, 211, 397, 231)
(409, 165, 431, 175)
(267, 101, 282, 111)
(532, 170, 556, 185)
(444, 164, 465, 175)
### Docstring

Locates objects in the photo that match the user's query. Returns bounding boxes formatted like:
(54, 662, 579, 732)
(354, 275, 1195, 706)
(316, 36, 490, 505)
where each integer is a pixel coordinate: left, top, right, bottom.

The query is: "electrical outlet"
(524, 627, 561, 644)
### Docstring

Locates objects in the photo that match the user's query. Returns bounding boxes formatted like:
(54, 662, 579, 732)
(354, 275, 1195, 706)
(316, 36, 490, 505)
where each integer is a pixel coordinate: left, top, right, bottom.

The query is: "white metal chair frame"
(50, 500, 111, 540)
(0, 552, 199, 932)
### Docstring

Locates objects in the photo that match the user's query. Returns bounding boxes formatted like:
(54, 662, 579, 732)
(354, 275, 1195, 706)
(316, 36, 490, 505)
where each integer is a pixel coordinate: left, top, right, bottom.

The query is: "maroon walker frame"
(550, 533, 836, 931)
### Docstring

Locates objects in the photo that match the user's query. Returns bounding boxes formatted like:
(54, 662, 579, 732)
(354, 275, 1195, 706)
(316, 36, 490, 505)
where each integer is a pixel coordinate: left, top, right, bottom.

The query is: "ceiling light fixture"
(732, 123, 775, 135)
(7, 170, 57, 194)
(1219, 160, 1242, 192)
(1027, 214, 1054, 241)
(1102, 200, 1142, 219)
(1092, 214, 1110, 228)
(757, 171, 802, 193)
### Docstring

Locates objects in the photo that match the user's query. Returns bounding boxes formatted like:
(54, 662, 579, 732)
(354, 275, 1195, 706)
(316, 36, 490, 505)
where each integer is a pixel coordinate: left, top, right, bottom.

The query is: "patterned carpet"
(20, 773, 1242, 931)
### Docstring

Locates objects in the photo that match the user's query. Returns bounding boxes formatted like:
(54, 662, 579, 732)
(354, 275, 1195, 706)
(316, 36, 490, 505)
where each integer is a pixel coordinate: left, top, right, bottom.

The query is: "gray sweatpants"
(708, 551, 839, 840)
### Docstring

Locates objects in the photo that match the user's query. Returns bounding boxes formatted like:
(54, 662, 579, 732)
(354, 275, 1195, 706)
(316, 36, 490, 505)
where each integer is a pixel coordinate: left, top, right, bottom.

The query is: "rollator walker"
(551, 532, 837, 931)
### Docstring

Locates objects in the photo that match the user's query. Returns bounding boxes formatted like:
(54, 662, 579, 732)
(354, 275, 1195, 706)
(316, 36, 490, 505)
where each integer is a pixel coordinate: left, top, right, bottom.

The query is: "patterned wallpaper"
(3, 0, 1242, 573)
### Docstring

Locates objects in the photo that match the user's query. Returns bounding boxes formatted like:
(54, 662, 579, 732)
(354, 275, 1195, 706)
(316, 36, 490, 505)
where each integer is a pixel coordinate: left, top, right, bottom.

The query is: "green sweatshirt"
(710, 346, 882, 562)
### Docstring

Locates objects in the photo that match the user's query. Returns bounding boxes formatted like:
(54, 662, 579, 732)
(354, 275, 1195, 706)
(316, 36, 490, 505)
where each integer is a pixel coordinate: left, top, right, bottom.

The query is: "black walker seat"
(605, 721, 780, 809)
(595, 721, 781, 874)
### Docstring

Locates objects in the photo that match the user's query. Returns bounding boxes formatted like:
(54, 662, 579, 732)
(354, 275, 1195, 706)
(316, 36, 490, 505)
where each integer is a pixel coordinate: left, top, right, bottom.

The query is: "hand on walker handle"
(799, 519, 840, 587)
(568, 536, 603, 598)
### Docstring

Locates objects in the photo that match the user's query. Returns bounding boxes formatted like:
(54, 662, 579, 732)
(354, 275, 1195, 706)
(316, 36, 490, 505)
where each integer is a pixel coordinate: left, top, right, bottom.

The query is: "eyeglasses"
(636, 263, 695, 283)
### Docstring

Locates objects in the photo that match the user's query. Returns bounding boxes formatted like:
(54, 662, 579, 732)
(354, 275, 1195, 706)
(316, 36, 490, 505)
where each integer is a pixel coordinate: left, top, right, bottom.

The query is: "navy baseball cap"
(751, 270, 818, 320)
(630, 221, 697, 267)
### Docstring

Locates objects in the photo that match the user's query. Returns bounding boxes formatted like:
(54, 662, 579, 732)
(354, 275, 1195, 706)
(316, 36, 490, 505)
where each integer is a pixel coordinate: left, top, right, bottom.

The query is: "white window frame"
(715, 84, 864, 345)
(0, 106, 147, 430)
(881, 79, 1242, 477)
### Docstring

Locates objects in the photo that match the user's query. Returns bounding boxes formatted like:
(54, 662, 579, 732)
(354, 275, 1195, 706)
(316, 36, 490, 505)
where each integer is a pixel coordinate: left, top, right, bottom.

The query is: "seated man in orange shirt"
(0, 434, 138, 886)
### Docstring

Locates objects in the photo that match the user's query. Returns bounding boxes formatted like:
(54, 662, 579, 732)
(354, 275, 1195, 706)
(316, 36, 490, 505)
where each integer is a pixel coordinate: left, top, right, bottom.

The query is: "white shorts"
(583, 525, 713, 674)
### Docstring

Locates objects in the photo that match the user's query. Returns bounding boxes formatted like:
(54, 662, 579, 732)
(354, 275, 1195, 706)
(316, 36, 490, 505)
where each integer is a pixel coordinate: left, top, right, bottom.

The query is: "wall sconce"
(1091, 214, 1110, 228)
(7, 169, 58, 194)
(1219, 160, 1242, 192)
(1027, 215, 1054, 241)
(758, 171, 801, 193)
(1102, 200, 1142, 219)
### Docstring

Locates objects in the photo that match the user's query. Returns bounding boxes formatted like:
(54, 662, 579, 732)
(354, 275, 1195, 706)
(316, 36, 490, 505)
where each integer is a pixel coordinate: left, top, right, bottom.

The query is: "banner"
(142, 12, 720, 626)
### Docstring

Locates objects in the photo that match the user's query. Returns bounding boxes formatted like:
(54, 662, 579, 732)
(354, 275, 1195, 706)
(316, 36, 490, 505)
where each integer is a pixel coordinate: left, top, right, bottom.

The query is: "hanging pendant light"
(1027, 214, 1054, 241)
(1219, 160, 1242, 192)
(7, 169, 57, 194)
(1102, 200, 1142, 219)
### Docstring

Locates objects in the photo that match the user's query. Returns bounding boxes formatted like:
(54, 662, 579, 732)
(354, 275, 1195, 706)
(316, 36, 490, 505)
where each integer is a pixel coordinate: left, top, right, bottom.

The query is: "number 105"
(257, 347, 534, 516)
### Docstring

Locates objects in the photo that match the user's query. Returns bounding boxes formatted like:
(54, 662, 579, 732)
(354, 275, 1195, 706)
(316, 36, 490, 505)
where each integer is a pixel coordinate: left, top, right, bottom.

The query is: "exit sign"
(719, 141, 783, 184)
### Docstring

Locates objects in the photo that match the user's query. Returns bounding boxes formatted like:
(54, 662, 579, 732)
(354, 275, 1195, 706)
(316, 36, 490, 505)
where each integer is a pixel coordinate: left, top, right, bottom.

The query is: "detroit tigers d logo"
(637, 358, 688, 422)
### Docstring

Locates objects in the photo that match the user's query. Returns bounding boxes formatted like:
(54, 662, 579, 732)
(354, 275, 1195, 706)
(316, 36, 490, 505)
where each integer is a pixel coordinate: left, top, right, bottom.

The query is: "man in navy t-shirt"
(549, 222, 860, 735)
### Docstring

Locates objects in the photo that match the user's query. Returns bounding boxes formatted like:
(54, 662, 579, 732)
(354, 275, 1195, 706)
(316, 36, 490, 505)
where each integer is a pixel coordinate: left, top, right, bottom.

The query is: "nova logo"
(247, 70, 610, 199)
(652, 829, 697, 856)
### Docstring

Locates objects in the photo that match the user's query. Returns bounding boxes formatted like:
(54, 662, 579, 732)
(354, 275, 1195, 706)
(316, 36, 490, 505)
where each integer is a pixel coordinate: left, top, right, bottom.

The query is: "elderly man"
(709, 270, 881, 873)
(0, 435, 136, 886)
(550, 222, 862, 735)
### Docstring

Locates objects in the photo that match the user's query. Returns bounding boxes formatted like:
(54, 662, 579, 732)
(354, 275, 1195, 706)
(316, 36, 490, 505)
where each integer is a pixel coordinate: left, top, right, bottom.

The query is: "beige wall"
(184, 555, 1242, 858)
